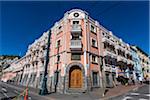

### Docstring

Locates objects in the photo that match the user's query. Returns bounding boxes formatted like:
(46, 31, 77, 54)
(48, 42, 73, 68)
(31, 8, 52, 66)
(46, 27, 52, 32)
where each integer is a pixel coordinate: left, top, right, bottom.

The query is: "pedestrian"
(139, 77, 142, 85)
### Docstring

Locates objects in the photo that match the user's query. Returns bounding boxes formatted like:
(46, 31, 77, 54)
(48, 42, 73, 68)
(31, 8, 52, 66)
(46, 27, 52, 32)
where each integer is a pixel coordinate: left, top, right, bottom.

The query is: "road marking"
(2, 91, 9, 98)
(132, 87, 138, 91)
(14, 90, 20, 94)
(122, 96, 133, 100)
(130, 92, 140, 95)
(139, 99, 148, 100)
(144, 94, 150, 97)
(29, 97, 32, 100)
(2, 88, 7, 93)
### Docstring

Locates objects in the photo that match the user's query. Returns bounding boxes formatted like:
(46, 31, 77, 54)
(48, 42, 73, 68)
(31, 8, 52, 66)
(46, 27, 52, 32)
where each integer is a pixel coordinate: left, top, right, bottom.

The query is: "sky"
(0, 1, 149, 56)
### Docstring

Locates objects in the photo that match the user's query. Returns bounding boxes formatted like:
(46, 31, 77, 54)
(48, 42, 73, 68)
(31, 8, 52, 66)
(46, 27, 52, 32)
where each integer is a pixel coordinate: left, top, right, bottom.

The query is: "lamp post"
(39, 30, 51, 95)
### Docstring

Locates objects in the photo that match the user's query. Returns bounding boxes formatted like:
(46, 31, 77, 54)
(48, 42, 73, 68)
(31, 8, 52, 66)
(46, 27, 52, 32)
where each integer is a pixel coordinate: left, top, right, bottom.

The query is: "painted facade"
(130, 46, 143, 81)
(135, 46, 150, 80)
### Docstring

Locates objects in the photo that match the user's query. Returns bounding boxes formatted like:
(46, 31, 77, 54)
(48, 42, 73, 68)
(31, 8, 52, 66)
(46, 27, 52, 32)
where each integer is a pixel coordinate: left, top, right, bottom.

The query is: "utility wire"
(95, 2, 120, 17)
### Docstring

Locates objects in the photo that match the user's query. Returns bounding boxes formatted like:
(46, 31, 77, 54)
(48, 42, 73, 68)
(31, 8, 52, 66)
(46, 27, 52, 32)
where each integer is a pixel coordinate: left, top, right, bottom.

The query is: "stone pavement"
(1, 82, 145, 100)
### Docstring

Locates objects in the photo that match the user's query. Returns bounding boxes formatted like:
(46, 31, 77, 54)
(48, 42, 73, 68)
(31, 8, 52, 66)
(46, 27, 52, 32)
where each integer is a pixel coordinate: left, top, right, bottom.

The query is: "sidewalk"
(102, 84, 144, 100)
(2, 82, 145, 100)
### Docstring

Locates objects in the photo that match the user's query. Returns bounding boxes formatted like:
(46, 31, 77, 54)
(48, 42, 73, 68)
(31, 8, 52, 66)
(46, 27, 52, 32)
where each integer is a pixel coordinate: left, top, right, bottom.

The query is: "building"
(0, 55, 20, 80)
(1, 9, 149, 94)
(130, 46, 143, 81)
(135, 46, 150, 80)
(101, 31, 134, 87)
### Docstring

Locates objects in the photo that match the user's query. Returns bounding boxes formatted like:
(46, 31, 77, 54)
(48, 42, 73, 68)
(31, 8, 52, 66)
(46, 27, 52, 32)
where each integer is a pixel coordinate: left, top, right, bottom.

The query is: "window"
(42, 45, 46, 50)
(112, 74, 115, 82)
(58, 26, 62, 30)
(41, 60, 44, 65)
(57, 40, 61, 47)
(92, 39, 97, 47)
(23, 74, 28, 84)
(35, 62, 38, 66)
(32, 62, 34, 67)
(73, 21, 79, 24)
(92, 72, 99, 86)
(29, 74, 33, 85)
(106, 73, 110, 86)
(72, 35, 80, 40)
(92, 55, 97, 63)
(32, 74, 36, 83)
(71, 53, 81, 60)
(39, 73, 43, 85)
(74, 13, 79, 17)
(91, 25, 95, 32)
(102, 32, 105, 36)
(90, 25, 96, 33)
(57, 55, 60, 62)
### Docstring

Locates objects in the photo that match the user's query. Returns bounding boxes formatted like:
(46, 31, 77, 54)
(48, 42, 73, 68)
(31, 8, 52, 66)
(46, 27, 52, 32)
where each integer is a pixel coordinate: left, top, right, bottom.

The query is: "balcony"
(104, 64, 112, 72)
(102, 37, 115, 45)
(104, 64, 117, 73)
(70, 40, 82, 50)
(117, 55, 127, 63)
(127, 59, 134, 65)
(112, 67, 116, 73)
(103, 49, 117, 58)
(71, 25, 82, 33)
(116, 45, 127, 52)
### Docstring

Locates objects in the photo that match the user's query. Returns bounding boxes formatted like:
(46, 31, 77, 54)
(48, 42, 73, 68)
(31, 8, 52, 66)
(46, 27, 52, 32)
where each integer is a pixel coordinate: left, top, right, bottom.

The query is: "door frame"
(69, 66, 83, 88)
(65, 62, 86, 92)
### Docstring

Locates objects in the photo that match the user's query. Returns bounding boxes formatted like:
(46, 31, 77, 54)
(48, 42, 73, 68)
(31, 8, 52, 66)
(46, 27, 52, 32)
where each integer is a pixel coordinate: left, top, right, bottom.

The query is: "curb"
(101, 84, 145, 100)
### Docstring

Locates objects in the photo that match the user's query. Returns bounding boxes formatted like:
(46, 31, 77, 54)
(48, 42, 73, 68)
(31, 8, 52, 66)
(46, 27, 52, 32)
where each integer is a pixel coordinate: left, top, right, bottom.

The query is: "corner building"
(48, 9, 103, 93)
(47, 9, 135, 93)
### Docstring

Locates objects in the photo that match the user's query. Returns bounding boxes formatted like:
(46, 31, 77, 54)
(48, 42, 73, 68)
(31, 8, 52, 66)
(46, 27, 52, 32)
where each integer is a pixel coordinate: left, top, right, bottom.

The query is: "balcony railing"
(104, 64, 117, 72)
(103, 50, 117, 58)
(102, 37, 115, 45)
(127, 59, 134, 65)
(70, 40, 82, 50)
(71, 25, 82, 33)
(117, 55, 127, 63)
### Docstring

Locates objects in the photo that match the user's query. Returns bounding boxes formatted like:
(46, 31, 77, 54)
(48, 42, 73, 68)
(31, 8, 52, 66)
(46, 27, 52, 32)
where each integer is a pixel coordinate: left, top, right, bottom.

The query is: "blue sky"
(0, 1, 149, 56)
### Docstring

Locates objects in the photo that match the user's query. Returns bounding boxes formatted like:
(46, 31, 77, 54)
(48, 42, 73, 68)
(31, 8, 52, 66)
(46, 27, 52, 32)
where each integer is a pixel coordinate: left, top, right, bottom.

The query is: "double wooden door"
(69, 68, 83, 88)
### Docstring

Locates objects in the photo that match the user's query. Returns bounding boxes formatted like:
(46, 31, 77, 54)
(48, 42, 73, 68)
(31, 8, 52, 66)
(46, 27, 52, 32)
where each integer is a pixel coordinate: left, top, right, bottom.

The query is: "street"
(0, 82, 49, 100)
(111, 84, 150, 100)
(0, 81, 149, 100)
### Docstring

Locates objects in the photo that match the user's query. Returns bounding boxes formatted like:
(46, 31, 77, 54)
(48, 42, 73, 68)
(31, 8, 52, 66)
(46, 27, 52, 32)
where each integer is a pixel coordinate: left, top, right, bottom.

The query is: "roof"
(133, 45, 149, 57)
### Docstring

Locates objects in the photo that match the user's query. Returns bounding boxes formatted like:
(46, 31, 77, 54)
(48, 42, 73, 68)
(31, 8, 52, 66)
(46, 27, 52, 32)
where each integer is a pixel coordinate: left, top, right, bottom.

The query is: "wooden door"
(70, 68, 82, 88)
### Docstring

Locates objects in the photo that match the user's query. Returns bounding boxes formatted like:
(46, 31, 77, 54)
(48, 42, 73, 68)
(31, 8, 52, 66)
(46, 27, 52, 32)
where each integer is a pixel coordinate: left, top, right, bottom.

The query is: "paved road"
(111, 84, 150, 100)
(0, 82, 49, 100)
(1, 81, 149, 100)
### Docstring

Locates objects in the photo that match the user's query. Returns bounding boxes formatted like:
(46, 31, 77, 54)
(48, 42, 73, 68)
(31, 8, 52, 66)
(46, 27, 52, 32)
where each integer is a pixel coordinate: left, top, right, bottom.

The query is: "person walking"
(139, 77, 142, 85)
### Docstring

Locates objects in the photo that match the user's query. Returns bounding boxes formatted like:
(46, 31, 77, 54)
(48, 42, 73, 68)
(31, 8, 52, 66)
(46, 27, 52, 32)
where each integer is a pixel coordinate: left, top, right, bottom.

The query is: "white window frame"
(91, 38, 97, 47)
(90, 24, 96, 33)
(91, 55, 98, 63)
(56, 39, 61, 47)
(92, 71, 100, 87)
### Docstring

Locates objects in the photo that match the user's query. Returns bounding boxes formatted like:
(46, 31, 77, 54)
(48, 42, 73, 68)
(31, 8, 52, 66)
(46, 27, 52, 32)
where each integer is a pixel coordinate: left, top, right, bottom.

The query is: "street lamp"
(39, 30, 51, 95)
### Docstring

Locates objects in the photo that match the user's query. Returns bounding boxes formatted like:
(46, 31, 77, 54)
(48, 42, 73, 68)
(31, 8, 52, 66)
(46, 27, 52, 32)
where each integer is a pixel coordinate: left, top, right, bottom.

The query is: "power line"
(95, 2, 120, 17)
